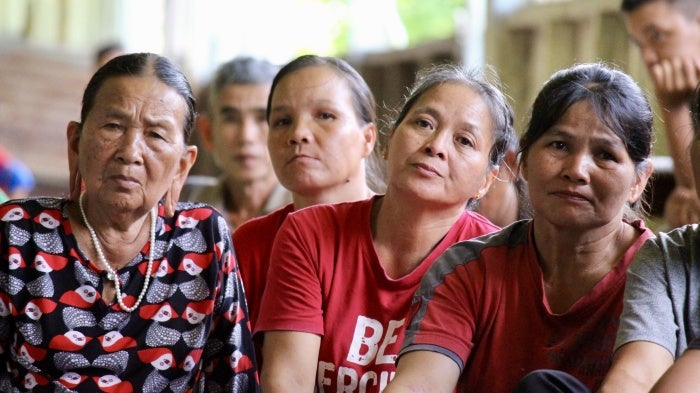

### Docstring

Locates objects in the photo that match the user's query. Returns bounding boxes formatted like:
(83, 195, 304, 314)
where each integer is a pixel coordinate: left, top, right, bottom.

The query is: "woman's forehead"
(92, 76, 185, 112)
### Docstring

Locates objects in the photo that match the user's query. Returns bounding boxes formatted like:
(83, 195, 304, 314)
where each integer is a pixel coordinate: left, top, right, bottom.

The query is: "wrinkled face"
(624, 0, 700, 68)
(522, 100, 647, 230)
(385, 82, 497, 209)
(267, 65, 374, 196)
(74, 75, 192, 213)
(209, 83, 276, 183)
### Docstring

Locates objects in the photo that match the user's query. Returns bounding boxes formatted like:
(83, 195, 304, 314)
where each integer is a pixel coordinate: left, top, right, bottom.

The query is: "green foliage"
(317, 0, 467, 54)
(331, 19, 351, 55)
(397, 0, 466, 45)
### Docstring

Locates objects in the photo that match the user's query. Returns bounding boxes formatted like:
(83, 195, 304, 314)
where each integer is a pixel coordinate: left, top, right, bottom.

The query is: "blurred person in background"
(94, 42, 126, 69)
(621, 0, 700, 229)
(474, 127, 530, 227)
(0, 143, 36, 199)
(189, 56, 291, 230)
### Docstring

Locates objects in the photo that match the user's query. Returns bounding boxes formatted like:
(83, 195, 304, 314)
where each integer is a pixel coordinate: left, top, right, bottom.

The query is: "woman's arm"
(650, 348, 700, 393)
(597, 341, 673, 393)
(383, 351, 460, 393)
(261, 331, 321, 393)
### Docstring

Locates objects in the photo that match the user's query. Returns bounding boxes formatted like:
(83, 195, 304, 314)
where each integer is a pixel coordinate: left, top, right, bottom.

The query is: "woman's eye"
(550, 141, 566, 150)
(149, 130, 166, 140)
(456, 136, 473, 147)
(271, 118, 290, 127)
(415, 119, 432, 129)
(598, 151, 618, 162)
(318, 112, 335, 120)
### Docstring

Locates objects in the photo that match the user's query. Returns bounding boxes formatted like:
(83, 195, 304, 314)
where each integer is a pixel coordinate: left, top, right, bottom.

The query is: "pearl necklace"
(78, 192, 157, 312)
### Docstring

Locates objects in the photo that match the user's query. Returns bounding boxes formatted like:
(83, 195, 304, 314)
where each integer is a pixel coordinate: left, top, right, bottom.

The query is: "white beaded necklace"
(78, 192, 157, 312)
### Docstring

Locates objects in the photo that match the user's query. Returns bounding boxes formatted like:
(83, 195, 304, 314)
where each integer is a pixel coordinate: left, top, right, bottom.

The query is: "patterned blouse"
(0, 198, 259, 392)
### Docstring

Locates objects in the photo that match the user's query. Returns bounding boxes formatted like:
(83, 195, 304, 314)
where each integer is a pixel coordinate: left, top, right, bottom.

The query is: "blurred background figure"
(0, 143, 35, 199)
(187, 56, 291, 229)
(621, 0, 700, 229)
(474, 128, 529, 227)
(94, 41, 126, 68)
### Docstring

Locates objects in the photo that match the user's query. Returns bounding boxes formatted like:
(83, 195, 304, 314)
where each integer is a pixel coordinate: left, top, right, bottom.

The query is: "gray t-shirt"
(615, 224, 700, 358)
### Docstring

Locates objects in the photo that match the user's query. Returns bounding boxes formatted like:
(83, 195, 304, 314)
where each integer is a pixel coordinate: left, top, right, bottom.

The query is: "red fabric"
(404, 220, 653, 393)
(233, 202, 294, 331)
(256, 196, 498, 392)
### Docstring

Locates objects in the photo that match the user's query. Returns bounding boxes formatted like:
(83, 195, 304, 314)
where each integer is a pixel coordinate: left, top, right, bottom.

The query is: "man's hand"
(649, 55, 700, 109)
(663, 185, 700, 229)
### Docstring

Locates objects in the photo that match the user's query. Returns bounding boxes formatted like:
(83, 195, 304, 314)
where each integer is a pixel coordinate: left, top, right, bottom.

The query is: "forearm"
(598, 368, 662, 393)
(383, 351, 460, 393)
(597, 342, 673, 393)
(260, 331, 320, 393)
(660, 101, 694, 189)
(650, 349, 700, 393)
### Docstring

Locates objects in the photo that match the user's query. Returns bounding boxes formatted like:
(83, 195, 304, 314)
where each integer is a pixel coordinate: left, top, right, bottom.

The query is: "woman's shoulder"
(649, 223, 700, 251)
(287, 198, 370, 223)
(233, 203, 294, 241)
(1, 196, 65, 219)
(464, 209, 501, 233)
(440, 220, 531, 265)
(168, 201, 226, 229)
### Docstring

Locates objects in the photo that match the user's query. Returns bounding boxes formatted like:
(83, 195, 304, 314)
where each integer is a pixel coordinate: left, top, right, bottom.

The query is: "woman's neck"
(533, 219, 638, 313)
(372, 192, 466, 279)
(292, 184, 373, 210)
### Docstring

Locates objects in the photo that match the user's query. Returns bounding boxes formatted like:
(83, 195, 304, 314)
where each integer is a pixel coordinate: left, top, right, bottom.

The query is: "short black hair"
(621, 0, 700, 15)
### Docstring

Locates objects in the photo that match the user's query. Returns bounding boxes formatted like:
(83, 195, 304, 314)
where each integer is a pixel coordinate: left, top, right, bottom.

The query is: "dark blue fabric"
(512, 369, 592, 393)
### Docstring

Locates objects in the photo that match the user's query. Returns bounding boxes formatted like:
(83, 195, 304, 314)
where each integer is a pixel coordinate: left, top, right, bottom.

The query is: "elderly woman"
(257, 63, 513, 393)
(0, 53, 257, 392)
(383, 63, 656, 393)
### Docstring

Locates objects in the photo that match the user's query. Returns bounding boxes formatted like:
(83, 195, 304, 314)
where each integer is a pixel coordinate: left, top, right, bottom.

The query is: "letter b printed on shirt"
(346, 316, 404, 366)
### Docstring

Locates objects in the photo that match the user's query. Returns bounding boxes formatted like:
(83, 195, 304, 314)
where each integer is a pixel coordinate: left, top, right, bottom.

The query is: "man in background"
(622, 0, 700, 229)
(94, 42, 126, 68)
(189, 56, 290, 229)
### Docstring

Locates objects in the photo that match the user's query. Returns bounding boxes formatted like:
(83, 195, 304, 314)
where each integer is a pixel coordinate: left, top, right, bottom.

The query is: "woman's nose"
(562, 153, 590, 184)
(115, 130, 144, 164)
(423, 130, 448, 159)
(287, 119, 312, 146)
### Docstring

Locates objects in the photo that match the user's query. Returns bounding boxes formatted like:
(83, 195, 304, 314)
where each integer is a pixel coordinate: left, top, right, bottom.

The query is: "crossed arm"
(382, 351, 460, 393)
(597, 341, 673, 393)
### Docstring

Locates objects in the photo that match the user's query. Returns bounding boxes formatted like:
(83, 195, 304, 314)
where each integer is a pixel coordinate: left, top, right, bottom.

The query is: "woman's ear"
(163, 145, 198, 218)
(361, 122, 377, 159)
(628, 158, 654, 205)
(66, 121, 83, 201)
(476, 166, 499, 201)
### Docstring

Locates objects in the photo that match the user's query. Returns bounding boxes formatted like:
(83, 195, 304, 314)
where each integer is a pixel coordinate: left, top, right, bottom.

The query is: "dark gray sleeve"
(688, 337, 700, 351)
(615, 228, 696, 359)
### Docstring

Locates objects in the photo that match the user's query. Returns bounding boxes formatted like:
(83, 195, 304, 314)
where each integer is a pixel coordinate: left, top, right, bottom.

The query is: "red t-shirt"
(256, 196, 499, 393)
(233, 202, 295, 331)
(400, 219, 654, 393)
